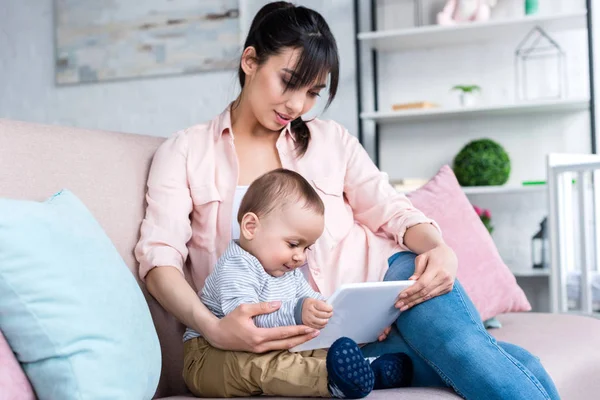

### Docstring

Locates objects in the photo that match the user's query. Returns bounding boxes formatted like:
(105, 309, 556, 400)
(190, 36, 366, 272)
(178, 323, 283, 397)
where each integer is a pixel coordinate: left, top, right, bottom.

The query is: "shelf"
(361, 98, 590, 124)
(463, 185, 546, 195)
(396, 184, 546, 195)
(358, 11, 587, 52)
(512, 268, 551, 277)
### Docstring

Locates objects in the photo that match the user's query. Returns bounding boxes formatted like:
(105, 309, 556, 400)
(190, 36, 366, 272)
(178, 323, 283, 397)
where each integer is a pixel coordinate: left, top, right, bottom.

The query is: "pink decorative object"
(437, 0, 498, 25)
(406, 165, 531, 320)
(473, 205, 494, 234)
(0, 329, 36, 400)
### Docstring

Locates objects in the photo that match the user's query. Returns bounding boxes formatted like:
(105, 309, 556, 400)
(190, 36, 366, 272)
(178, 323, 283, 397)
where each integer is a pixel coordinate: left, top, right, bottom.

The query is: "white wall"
(0, 0, 357, 137)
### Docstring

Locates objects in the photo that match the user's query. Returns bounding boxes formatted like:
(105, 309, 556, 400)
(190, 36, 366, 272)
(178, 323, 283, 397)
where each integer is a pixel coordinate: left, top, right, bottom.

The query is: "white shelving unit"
(462, 184, 546, 196)
(466, 186, 550, 281)
(361, 98, 590, 124)
(397, 184, 547, 195)
(358, 11, 587, 52)
(354, 1, 596, 313)
(511, 268, 551, 277)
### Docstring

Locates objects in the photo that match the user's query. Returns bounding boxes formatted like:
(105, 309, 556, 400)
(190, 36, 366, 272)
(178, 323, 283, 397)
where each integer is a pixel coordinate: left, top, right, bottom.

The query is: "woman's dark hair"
(237, 1, 339, 156)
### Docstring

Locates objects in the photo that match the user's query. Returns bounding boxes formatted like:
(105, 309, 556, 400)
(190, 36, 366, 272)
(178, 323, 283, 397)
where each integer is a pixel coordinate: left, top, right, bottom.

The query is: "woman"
(135, 2, 559, 399)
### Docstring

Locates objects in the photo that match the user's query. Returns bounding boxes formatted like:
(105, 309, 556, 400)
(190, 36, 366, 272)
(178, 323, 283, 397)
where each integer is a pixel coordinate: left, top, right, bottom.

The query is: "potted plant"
(474, 206, 494, 234)
(453, 138, 511, 187)
(452, 84, 481, 107)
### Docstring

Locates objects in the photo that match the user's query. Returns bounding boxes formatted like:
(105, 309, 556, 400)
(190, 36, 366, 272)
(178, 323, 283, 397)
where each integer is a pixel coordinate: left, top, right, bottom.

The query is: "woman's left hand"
(377, 325, 392, 342)
(395, 243, 458, 311)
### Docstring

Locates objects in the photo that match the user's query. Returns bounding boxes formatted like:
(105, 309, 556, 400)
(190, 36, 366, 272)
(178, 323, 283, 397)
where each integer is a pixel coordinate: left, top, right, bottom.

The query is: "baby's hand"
(302, 298, 333, 330)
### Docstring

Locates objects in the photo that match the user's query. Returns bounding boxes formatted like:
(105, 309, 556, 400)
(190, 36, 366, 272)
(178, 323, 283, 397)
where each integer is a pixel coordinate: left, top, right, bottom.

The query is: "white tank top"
(231, 185, 249, 240)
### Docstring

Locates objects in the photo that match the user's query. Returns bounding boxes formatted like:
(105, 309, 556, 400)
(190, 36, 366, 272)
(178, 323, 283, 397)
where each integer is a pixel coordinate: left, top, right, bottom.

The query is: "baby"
(182, 169, 412, 398)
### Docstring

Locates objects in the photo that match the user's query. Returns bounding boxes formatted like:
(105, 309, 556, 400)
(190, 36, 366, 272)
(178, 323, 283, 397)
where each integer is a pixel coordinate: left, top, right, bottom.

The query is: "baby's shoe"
(370, 353, 413, 390)
(327, 337, 375, 398)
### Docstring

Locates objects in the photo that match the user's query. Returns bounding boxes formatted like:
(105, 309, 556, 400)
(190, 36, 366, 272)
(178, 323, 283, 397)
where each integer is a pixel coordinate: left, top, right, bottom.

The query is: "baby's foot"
(370, 353, 413, 390)
(327, 337, 374, 398)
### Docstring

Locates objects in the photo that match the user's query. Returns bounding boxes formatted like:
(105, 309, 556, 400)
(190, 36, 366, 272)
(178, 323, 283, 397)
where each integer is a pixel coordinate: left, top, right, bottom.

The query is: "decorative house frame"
(515, 27, 567, 101)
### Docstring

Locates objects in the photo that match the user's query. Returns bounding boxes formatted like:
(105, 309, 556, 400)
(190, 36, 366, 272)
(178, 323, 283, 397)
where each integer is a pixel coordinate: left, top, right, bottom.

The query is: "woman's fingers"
(398, 256, 429, 300)
(401, 278, 437, 309)
(240, 301, 283, 317)
(255, 328, 320, 352)
(393, 245, 458, 311)
(420, 280, 452, 302)
(258, 323, 317, 341)
(396, 268, 437, 310)
(224, 302, 319, 353)
(399, 274, 449, 311)
(408, 253, 428, 281)
(378, 325, 392, 342)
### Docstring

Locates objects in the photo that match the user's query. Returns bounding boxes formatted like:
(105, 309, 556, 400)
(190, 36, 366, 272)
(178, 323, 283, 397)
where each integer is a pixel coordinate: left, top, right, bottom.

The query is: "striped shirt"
(184, 240, 324, 341)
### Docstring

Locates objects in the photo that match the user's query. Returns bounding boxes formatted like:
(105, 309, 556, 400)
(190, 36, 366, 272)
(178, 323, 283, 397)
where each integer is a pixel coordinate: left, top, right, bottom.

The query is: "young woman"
(135, 2, 559, 399)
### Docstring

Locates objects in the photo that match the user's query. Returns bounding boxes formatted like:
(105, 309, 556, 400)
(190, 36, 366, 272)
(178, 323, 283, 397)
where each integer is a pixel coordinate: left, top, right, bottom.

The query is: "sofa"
(1, 118, 600, 399)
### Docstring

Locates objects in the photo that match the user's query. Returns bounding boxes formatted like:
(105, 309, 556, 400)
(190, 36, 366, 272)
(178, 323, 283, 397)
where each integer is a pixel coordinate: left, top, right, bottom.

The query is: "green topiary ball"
(453, 139, 511, 186)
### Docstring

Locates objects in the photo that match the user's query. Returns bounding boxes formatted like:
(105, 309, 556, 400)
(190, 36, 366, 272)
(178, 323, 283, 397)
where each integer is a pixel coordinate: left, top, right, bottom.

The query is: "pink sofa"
(1, 118, 600, 399)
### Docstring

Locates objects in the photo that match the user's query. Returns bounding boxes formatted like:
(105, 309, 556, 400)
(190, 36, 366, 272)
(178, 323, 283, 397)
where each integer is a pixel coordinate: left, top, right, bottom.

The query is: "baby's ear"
(240, 212, 259, 240)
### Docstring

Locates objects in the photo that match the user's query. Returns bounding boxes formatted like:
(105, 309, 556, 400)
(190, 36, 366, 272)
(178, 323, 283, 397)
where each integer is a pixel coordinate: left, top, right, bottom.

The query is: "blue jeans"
(361, 252, 560, 400)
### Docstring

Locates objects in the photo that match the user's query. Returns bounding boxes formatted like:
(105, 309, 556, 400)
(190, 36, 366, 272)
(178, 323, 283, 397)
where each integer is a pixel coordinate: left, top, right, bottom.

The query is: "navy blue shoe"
(326, 337, 374, 398)
(370, 353, 413, 390)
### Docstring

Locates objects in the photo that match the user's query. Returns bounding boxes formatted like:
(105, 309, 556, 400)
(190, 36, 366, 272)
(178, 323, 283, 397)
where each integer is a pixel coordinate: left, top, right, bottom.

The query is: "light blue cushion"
(0, 190, 161, 399)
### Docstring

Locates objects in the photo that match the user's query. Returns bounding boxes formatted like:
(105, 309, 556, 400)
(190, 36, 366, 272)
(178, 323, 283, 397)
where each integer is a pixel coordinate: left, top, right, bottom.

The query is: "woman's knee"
(499, 342, 558, 397)
(384, 252, 418, 281)
(499, 342, 544, 375)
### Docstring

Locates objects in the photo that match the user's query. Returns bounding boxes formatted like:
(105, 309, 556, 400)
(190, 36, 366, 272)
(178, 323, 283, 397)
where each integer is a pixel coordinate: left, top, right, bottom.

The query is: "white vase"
(460, 92, 477, 107)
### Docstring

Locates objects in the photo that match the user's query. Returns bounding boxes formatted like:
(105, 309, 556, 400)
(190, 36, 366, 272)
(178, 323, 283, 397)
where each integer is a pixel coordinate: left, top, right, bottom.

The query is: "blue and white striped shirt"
(184, 241, 324, 341)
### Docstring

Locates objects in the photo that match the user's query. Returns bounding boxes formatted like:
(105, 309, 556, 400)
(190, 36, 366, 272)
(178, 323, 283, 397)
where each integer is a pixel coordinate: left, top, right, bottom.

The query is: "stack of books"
(390, 178, 429, 193)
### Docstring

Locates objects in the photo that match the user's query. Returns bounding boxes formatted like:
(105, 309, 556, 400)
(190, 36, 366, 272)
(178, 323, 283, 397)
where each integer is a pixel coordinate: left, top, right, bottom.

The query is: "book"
(392, 101, 439, 111)
(390, 178, 429, 193)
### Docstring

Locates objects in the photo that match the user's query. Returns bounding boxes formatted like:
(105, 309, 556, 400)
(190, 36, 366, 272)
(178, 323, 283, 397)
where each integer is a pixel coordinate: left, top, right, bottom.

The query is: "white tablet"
(290, 280, 415, 352)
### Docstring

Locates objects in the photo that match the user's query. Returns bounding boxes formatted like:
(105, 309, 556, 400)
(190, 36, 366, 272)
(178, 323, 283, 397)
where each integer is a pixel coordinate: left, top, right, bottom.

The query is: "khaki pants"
(183, 337, 331, 398)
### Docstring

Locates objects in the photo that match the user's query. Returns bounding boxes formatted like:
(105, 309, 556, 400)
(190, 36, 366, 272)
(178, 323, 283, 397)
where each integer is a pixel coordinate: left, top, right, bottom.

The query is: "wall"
(0, 0, 357, 137)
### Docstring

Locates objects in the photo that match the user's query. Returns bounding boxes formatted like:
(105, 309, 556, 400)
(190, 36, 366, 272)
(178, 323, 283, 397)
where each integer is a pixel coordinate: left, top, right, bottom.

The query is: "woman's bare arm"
(145, 266, 215, 335)
(403, 223, 445, 254)
(145, 266, 319, 352)
(396, 223, 458, 310)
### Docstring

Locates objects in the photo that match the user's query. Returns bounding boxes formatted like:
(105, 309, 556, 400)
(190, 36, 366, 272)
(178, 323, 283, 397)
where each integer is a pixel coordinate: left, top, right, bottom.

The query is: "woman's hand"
(205, 301, 319, 353)
(378, 326, 392, 342)
(395, 243, 458, 311)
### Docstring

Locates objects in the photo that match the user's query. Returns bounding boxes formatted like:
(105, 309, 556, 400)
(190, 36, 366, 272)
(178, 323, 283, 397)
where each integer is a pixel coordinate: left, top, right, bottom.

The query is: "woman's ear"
(240, 212, 259, 240)
(240, 46, 258, 77)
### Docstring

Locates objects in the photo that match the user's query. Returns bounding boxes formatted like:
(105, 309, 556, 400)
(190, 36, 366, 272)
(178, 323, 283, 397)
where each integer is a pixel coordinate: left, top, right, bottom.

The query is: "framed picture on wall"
(54, 0, 240, 85)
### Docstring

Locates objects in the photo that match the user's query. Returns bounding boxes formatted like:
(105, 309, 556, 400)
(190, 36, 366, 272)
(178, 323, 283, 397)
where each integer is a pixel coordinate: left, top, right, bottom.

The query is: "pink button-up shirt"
(135, 108, 439, 296)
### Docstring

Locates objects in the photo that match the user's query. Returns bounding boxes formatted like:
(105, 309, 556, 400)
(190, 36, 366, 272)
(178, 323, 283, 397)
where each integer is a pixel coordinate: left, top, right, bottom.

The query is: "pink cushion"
(0, 329, 35, 400)
(406, 165, 531, 321)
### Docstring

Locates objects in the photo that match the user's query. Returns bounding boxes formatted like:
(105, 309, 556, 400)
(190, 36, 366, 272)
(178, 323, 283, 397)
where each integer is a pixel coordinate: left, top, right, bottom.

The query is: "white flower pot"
(459, 92, 477, 107)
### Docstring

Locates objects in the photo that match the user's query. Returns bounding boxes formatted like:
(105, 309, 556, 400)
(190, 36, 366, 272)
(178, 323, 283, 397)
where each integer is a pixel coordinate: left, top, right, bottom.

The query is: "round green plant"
(453, 139, 511, 186)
